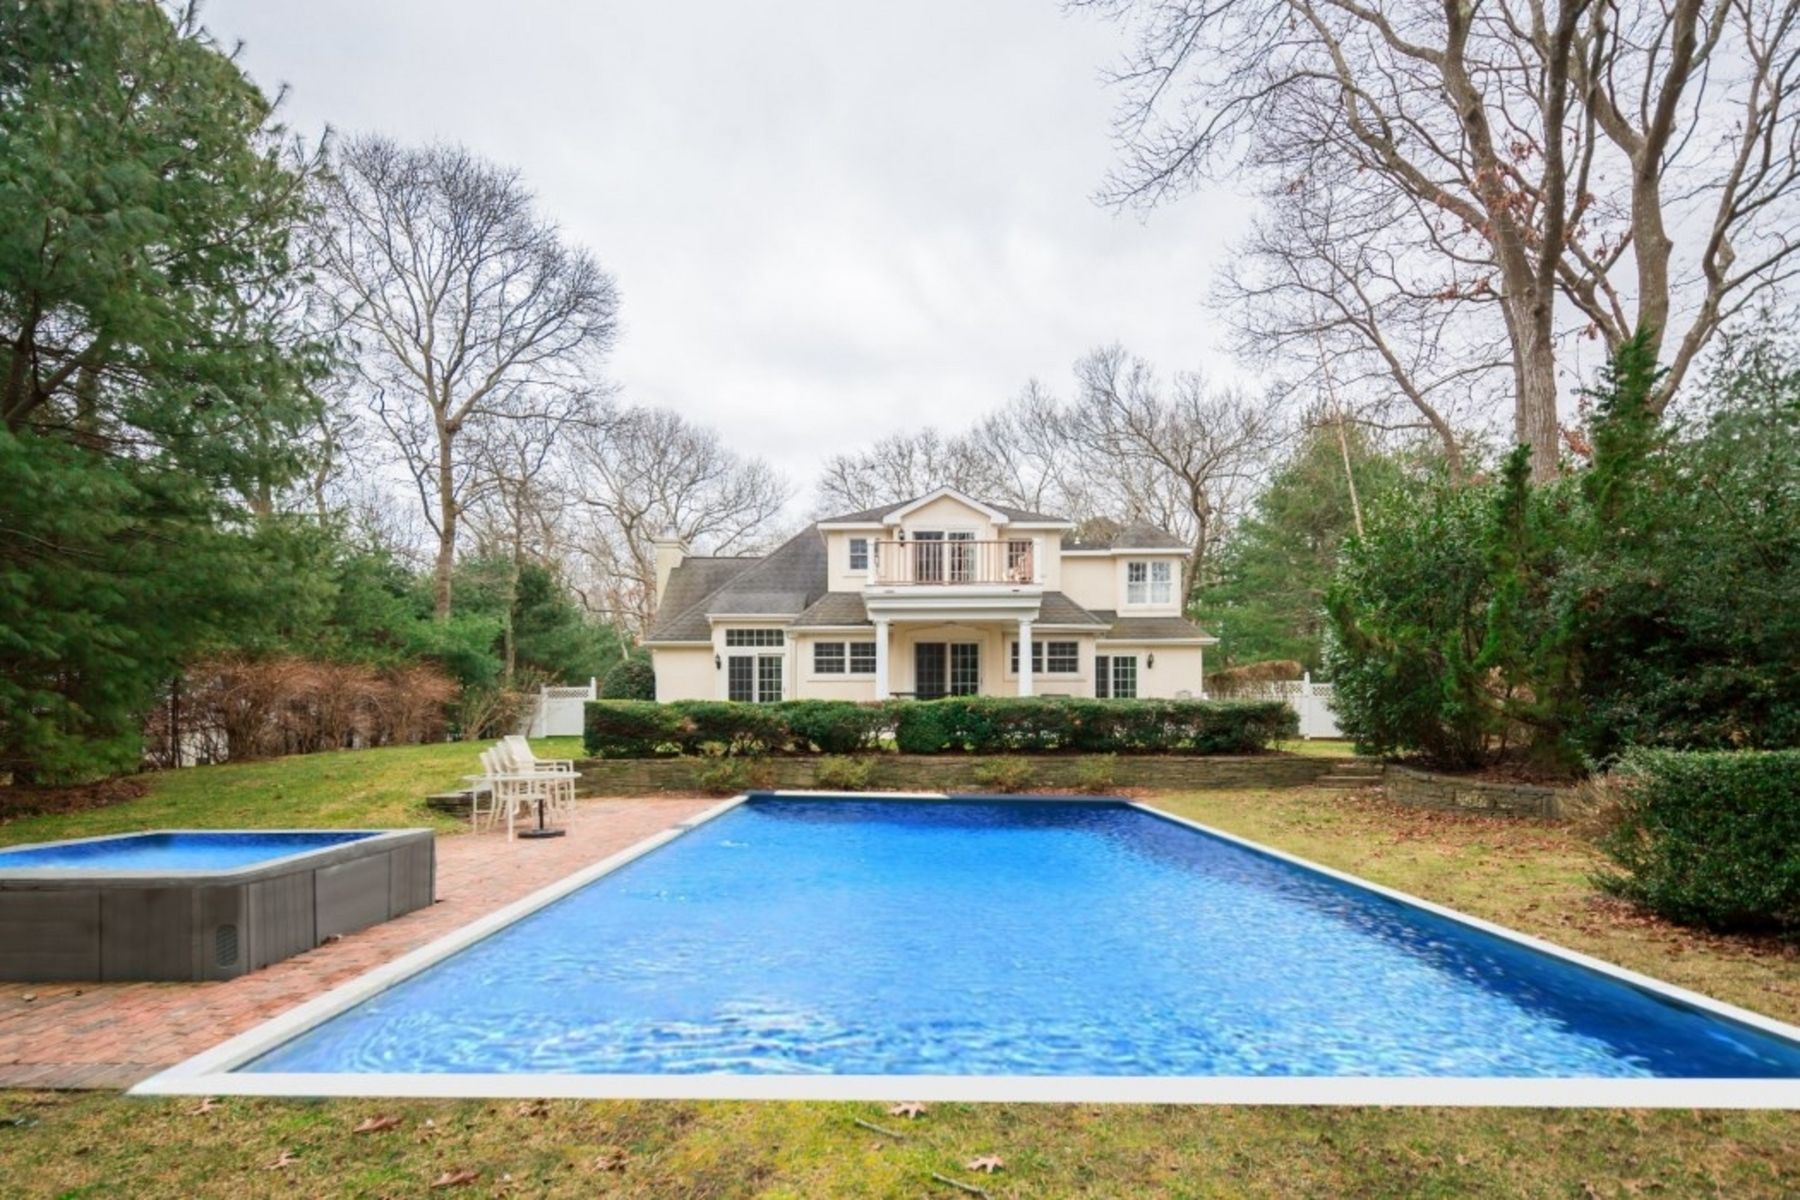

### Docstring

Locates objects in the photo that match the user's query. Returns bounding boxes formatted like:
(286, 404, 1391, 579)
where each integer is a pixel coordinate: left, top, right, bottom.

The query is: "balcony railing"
(871, 539, 1040, 586)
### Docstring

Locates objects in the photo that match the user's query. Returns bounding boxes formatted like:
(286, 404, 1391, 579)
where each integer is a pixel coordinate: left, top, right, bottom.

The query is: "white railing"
(1214, 673, 1341, 739)
(871, 539, 1040, 586)
(525, 677, 598, 738)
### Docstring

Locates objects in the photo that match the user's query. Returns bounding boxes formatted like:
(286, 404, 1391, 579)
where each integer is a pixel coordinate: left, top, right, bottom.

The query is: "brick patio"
(0, 796, 716, 1090)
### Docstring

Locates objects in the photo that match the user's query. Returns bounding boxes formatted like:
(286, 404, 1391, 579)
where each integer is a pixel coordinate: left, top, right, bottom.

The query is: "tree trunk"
(1515, 313, 1562, 483)
(434, 420, 457, 621)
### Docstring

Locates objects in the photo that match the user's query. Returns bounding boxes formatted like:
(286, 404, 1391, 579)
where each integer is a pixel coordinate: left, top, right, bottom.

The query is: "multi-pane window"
(1126, 561, 1148, 604)
(1127, 561, 1175, 605)
(848, 538, 870, 571)
(1111, 655, 1138, 698)
(757, 655, 783, 702)
(814, 641, 878, 675)
(1009, 640, 1079, 674)
(1005, 539, 1033, 581)
(1150, 561, 1174, 604)
(949, 643, 980, 695)
(724, 629, 784, 647)
(1094, 655, 1138, 699)
(727, 656, 755, 702)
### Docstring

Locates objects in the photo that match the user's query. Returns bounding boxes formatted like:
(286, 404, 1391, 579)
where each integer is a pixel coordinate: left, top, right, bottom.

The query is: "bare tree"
(1068, 346, 1281, 601)
(572, 406, 791, 634)
(1082, 0, 1800, 480)
(312, 135, 620, 618)
(812, 428, 1008, 515)
(966, 381, 1097, 516)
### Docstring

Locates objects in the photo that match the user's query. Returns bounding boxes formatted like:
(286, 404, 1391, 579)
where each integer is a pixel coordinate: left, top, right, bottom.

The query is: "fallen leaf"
(430, 1168, 480, 1189)
(264, 1149, 299, 1170)
(592, 1147, 629, 1172)
(514, 1099, 550, 1118)
(352, 1115, 402, 1135)
(186, 1097, 220, 1116)
(965, 1155, 1005, 1174)
(887, 1101, 929, 1119)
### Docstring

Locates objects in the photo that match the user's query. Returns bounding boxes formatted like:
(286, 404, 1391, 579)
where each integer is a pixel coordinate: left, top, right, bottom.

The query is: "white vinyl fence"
(1218, 673, 1342, 739)
(525, 678, 598, 738)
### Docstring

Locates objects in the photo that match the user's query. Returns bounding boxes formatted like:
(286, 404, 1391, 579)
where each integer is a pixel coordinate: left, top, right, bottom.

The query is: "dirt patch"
(0, 776, 150, 823)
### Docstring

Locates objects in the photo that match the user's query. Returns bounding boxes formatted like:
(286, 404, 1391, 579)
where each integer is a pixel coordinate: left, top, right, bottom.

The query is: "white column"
(873, 618, 891, 700)
(1017, 618, 1034, 697)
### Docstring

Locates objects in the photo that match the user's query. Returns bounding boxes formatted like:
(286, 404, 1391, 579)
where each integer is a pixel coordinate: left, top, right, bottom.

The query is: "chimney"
(651, 532, 690, 606)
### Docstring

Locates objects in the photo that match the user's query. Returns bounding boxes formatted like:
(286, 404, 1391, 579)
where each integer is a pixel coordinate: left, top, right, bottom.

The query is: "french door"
(909, 530, 976, 582)
(1094, 654, 1138, 699)
(914, 642, 980, 699)
(726, 653, 783, 703)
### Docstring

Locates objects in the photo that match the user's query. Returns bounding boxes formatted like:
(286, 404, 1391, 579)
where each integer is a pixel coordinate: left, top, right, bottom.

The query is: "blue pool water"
(242, 799, 1800, 1078)
(0, 831, 376, 872)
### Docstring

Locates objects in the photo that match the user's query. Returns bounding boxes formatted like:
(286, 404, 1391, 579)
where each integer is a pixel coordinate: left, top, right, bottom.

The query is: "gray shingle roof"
(1036, 592, 1107, 627)
(1061, 521, 1190, 551)
(1088, 610, 1214, 641)
(818, 492, 1069, 525)
(643, 529, 828, 643)
(643, 556, 758, 641)
(789, 592, 869, 627)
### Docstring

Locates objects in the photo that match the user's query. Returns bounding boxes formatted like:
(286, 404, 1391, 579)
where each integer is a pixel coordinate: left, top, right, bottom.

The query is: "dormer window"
(1128, 560, 1174, 605)
(849, 538, 870, 571)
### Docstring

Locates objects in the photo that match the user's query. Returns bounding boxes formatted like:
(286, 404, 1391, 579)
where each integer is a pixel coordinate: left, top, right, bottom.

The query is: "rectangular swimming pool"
(137, 798, 1800, 1105)
(1, 829, 435, 982)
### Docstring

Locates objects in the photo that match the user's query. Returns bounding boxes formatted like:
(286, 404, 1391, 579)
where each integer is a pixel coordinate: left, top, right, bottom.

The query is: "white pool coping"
(131, 792, 1800, 1108)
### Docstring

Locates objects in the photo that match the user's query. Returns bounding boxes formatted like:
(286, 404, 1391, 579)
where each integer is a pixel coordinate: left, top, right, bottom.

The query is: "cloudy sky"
(206, 0, 1251, 493)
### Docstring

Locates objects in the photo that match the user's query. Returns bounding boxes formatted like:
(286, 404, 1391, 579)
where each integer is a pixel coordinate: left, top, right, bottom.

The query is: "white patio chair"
(494, 738, 577, 828)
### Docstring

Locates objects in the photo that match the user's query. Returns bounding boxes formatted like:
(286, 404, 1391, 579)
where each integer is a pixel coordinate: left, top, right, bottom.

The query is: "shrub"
(777, 700, 888, 754)
(1072, 754, 1118, 793)
(584, 697, 1293, 757)
(970, 758, 1036, 793)
(1595, 749, 1800, 932)
(584, 700, 683, 757)
(696, 760, 745, 795)
(813, 755, 874, 791)
(893, 701, 955, 753)
(599, 654, 656, 701)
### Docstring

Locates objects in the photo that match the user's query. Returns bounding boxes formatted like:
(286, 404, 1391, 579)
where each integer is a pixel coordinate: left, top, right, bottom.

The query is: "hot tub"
(0, 830, 435, 982)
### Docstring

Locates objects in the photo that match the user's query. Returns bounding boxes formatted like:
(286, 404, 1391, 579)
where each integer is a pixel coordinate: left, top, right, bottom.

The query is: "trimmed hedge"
(584, 697, 1295, 758)
(1596, 749, 1800, 932)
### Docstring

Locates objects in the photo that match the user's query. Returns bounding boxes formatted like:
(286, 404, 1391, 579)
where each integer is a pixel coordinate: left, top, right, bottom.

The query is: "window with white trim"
(848, 643, 877, 674)
(1127, 560, 1176, 605)
(1009, 640, 1080, 674)
(724, 629, 784, 647)
(813, 642, 847, 674)
(848, 538, 869, 571)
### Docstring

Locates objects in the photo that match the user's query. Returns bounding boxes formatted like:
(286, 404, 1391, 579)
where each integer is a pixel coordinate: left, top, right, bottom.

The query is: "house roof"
(1087, 611, 1215, 642)
(818, 491, 1069, 526)
(785, 590, 1108, 631)
(1061, 521, 1190, 552)
(643, 529, 828, 642)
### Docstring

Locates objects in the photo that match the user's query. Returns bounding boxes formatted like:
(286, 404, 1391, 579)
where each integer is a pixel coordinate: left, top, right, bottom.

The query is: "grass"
(1272, 737, 1361, 758)
(2, 752, 1798, 1197)
(0, 738, 585, 847)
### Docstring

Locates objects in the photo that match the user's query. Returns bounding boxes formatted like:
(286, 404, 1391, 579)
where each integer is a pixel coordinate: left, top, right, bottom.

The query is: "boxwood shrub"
(1596, 749, 1800, 932)
(586, 697, 1295, 758)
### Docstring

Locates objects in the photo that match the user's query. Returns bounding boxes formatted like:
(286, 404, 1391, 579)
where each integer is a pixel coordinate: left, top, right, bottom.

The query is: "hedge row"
(1597, 749, 1800, 932)
(584, 697, 1296, 758)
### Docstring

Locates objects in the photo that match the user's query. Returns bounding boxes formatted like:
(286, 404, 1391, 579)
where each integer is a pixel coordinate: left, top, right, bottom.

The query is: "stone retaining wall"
(561, 753, 1341, 799)
(1383, 764, 1569, 819)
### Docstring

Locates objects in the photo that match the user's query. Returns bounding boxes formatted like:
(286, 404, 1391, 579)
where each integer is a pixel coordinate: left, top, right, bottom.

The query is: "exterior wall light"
(1147, 652, 1156, 669)
(714, 653, 722, 670)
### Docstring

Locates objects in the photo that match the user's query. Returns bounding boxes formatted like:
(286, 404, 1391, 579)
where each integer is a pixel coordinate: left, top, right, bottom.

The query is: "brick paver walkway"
(0, 796, 716, 1090)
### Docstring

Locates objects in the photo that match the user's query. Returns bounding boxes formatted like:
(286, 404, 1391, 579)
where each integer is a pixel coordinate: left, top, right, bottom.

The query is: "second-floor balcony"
(871, 538, 1041, 586)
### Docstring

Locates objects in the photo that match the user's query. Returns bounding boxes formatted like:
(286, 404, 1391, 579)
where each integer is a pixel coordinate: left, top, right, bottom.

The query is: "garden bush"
(599, 653, 656, 701)
(587, 697, 1293, 757)
(813, 755, 875, 790)
(775, 700, 889, 754)
(970, 758, 1036, 793)
(1073, 754, 1118, 793)
(1596, 749, 1800, 932)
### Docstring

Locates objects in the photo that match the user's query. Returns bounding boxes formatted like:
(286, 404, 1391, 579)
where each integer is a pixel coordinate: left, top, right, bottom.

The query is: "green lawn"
(2, 748, 1797, 1197)
(0, 738, 585, 847)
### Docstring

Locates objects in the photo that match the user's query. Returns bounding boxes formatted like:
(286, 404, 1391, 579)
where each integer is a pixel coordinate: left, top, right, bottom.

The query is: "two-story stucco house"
(642, 488, 1216, 703)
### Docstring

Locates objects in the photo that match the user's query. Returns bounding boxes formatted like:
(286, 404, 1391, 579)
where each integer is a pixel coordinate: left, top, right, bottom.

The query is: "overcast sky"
(205, 0, 1251, 494)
